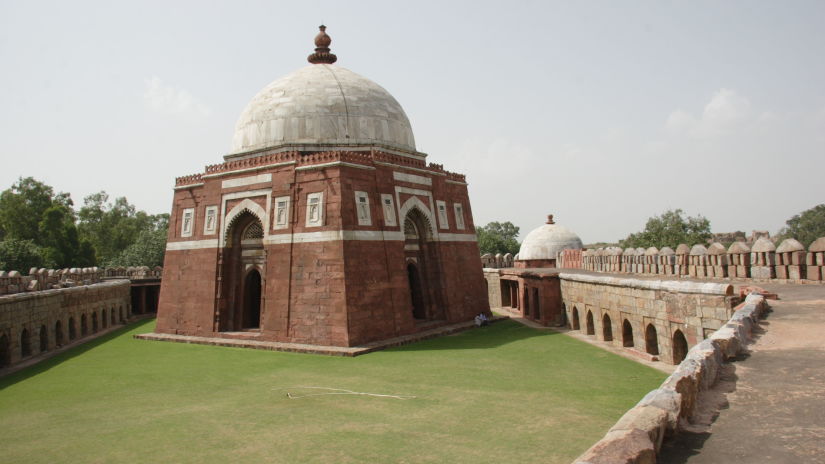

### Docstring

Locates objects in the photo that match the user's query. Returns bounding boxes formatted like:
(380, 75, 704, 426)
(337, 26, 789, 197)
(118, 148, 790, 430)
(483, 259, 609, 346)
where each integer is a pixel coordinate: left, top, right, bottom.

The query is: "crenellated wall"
(0, 280, 132, 369)
(557, 236, 825, 283)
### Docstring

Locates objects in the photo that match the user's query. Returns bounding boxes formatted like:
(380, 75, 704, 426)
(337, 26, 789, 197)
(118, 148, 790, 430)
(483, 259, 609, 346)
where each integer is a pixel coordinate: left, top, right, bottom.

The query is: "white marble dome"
(230, 64, 416, 155)
(518, 216, 584, 261)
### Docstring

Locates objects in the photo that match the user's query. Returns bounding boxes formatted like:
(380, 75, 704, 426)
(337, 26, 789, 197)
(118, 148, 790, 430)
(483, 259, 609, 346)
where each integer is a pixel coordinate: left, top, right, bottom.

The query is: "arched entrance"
(402, 207, 443, 322)
(219, 211, 266, 332)
(602, 314, 613, 341)
(69, 317, 76, 340)
(645, 324, 659, 356)
(0, 333, 10, 368)
(572, 307, 580, 330)
(92, 312, 98, 332)
(532, 288, 540, 319)
(407, 263, 426, 320)
(39, 325, 48, 352)
(55, 320, 64, 347)
(622, 319, 634, 347)
(242, 269, 262, 329)
(672, 329, 688, 363)
(20, 329, 31, 357)
(81, 314, 88, 336)
(585, 311, 595, 335)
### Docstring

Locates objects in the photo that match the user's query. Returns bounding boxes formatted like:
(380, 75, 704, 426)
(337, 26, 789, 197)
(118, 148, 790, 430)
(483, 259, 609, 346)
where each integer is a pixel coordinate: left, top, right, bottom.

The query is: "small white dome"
(518, 216, 583, 260)
(231, 64, 416, 155)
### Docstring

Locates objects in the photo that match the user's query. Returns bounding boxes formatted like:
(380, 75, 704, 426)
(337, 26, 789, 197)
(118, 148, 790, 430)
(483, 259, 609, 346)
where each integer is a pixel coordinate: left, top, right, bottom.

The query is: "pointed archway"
(402, 206, 443, 322)
(572, 307, 580, 330)
(219, 211, 266, 332)
(407, 263, 426, 319)
(622, 319, 634, 347)
(672, 329, 688, 363)
(645, 324, 659, 356)
(602, 314, 613, 341)
(585, 311, 595, 335)
(243, 269, 262, 329)
(0, 333, 9, 368)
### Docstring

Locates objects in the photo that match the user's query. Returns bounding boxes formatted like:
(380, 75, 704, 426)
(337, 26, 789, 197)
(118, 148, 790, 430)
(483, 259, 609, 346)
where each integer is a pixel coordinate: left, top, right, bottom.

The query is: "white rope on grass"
(275, 386, 416, 400)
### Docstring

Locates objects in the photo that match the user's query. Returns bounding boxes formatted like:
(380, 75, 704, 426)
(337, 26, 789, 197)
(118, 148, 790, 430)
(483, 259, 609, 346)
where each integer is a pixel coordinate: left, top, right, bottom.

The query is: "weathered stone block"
(574, 428, 656, 464)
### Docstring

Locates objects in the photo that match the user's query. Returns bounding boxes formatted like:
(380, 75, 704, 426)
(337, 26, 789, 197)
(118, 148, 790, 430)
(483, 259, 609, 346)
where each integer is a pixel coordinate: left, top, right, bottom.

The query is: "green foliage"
(78, 192, 168, 264)
(107, 226, 168, 267)
(777, 204, 825, 248)
(0, 319, 664, 464)
(0, 238, 45, 271)
(619, 209, 712, 249)
(476, 221, 521, 255)
(0, 177, 73, 243)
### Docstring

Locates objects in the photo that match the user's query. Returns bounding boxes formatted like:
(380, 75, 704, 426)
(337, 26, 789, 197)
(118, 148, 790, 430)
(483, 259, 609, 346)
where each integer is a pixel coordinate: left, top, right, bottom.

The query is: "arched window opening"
(622, 319, 634, 347)
(55, 320, 64, 347)
(407, 263, 426, 320)
(81, 314, 88, 336)
(102, 309, 108, 329)
(672, 329, 688, 364)
(92, 312, 98, 333)
(111, 307, 116, 325)
(20, 329, 31, 357)
(242, 269, 262, 329)
(645, 324, 660, 356)
(0, 333, 9, 368)
(572, 307, 580, 330)
(603, 314, 613, 341)
(68, 318, 76, 340)
(39, 325, 48, 352)
(585, 311, 595, 335)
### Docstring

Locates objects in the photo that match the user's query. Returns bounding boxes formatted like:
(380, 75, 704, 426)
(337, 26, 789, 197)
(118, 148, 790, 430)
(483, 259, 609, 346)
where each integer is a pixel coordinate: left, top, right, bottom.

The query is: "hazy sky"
(1, 1, 823, 243)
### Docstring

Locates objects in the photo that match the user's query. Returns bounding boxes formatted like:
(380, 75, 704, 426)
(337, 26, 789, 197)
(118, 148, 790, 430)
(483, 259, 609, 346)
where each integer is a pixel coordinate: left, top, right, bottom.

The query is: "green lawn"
(0, 319, 665, 463)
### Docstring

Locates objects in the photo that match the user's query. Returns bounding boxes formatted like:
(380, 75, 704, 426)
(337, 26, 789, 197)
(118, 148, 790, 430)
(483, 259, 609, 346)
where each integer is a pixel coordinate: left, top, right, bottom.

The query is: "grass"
(0, 319, 665, 463)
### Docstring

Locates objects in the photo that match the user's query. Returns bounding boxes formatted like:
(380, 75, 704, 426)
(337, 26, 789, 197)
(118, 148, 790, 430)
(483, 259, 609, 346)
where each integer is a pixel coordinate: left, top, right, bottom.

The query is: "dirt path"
(659, 283, 825, 463)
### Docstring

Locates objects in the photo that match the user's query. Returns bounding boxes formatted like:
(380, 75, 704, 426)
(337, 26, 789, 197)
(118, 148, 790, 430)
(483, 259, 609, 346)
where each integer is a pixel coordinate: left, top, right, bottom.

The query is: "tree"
(0, 239, 45, 271)
(78, 192, 167, 264)
(777, 204, 825, 248)
(107, 226, 168, 268)
(476, 221, 520, 255)
(0, 177, 73, 243)
(619, 209, 711, 249)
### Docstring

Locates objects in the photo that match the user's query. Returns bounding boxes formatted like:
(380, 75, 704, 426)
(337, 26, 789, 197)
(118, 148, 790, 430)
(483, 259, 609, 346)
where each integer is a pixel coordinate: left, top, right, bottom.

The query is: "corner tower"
(155, 26, 489, 347)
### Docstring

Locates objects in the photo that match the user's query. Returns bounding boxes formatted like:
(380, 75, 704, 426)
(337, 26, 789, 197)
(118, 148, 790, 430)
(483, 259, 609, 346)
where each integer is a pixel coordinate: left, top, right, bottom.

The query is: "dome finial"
(308, 24, 337, 64)
(546, 214, 555, 224)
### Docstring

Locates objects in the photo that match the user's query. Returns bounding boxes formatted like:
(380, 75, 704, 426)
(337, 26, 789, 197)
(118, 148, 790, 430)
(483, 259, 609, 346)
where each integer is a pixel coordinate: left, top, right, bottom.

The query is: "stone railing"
(481, 253, 514, 269)
(558, 236, 825, 283)
(0, 266, 163, 296)
(574, 293, 769, 463)
(103, 266, 163, 280)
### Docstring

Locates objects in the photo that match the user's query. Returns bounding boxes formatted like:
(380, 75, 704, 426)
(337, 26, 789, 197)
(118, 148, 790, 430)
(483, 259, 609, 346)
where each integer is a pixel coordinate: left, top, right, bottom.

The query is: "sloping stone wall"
(574, 294, 768, 463)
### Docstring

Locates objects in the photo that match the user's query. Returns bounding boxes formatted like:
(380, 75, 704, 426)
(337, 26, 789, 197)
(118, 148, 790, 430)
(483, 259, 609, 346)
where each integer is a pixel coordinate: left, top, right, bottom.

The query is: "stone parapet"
(553, 235, 825, 284)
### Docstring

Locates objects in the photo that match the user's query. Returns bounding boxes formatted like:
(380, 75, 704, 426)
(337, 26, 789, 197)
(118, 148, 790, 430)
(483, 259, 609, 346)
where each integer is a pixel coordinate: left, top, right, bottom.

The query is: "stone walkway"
(660, 283, 825, 463)
(136, 315, 508, 356)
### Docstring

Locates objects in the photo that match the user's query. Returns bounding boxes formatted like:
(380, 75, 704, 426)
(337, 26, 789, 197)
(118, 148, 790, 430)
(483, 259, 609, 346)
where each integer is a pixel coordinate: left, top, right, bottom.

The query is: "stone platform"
(135, 315, 508, 356)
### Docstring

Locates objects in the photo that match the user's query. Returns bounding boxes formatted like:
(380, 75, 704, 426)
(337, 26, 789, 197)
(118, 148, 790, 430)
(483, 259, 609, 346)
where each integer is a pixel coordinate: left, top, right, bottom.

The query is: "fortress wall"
(0, 280, 131, 369)
(574, 294, 769, 464)
(559, 274, 735, 364)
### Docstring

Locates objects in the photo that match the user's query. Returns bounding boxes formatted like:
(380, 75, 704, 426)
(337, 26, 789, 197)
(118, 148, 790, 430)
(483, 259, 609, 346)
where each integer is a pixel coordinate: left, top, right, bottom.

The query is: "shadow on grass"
(389, 320, 561, 352)
(0, 318, 155, 390)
